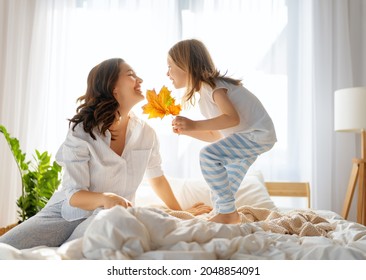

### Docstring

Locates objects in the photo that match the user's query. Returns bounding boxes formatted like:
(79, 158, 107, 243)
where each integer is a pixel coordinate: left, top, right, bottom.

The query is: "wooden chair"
(265, 182, 311, 208)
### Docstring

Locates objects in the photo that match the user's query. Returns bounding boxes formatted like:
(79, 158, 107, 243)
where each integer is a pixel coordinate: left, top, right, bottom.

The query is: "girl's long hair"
(68, 58, 124, 139)
(168, 39, 241, 106)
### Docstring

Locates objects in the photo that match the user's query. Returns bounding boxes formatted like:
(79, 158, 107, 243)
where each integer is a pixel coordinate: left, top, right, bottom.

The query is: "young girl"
(168, 39, 277, 224)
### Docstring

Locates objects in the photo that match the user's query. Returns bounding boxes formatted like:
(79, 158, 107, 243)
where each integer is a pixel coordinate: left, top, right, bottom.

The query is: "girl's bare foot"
(208, 211, 241, 224)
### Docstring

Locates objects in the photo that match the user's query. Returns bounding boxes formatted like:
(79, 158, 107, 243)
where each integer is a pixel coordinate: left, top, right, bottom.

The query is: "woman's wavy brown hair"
(68, 58, 124, 140)
(168, 39, 242, 106)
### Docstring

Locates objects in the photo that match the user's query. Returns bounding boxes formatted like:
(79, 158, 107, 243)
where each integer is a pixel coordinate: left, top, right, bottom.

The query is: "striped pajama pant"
(199, 133, 274, 214)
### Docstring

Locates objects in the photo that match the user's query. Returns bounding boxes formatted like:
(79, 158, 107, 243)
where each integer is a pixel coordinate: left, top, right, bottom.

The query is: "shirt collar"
(103, 111, 144, 143)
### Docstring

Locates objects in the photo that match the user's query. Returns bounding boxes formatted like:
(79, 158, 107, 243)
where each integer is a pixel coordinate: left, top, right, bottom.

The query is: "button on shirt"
(48, 112, 163, 221)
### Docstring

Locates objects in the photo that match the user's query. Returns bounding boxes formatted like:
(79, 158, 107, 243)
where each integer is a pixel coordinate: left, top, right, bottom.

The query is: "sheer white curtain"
(0, 0, 76, 227)
(285, 0, 366, 218)
(309, 0, 366, 219)
(1, 0, 365, 227)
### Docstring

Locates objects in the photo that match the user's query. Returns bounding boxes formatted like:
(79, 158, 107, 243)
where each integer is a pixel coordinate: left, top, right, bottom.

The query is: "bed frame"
(265, 182, 311, 208)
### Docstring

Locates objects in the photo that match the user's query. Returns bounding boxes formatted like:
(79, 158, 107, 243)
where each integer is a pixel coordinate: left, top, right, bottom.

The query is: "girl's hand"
(172, 116, 195, 133)
(184, 202, 212, 216)
(102, 192, 133, 209)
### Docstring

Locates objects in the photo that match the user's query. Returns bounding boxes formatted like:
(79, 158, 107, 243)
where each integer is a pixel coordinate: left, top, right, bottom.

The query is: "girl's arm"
(176, 130, 223, 142)
(172, 88, 240, 134)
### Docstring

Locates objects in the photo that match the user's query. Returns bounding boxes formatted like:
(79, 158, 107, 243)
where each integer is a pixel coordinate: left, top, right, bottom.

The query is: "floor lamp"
(334, 87, 366, 225)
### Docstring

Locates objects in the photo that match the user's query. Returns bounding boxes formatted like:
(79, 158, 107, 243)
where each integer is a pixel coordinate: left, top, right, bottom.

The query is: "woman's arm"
(148, 175, 212, 215)
(69, 190, 132, 210)
(148, 175, 182, 210)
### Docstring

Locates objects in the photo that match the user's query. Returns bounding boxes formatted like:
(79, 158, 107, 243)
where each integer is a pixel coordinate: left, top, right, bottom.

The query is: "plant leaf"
(1, 124, 62, 222)
(141, 86, 181, 119)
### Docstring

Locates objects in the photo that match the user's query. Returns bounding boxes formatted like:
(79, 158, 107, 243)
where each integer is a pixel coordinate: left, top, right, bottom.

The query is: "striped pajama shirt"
(200, 132, 274, 214)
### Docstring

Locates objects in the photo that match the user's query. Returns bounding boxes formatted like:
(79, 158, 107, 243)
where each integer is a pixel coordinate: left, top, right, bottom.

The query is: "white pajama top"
(199, 80, 277, 144)
(48, 112, 163, 221)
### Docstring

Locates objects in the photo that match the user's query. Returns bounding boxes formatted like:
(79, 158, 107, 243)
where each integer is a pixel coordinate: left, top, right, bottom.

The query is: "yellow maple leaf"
(142, 86, 181, 119)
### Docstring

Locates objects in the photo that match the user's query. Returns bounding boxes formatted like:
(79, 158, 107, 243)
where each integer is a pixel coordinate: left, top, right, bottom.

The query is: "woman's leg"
(0, 202, 84, 249)
(64, 213, 96, 242)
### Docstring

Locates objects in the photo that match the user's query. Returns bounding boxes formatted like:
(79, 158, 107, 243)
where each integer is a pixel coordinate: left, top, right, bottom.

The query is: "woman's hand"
(172, 116, 195, 134)
(184, 202, 212, 216)
(102, 192, 133, 209)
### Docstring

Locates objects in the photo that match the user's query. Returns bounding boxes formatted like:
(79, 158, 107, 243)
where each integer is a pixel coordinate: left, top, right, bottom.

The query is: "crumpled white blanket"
(1, 206, 366, 260)
(69, 206, 366, 260)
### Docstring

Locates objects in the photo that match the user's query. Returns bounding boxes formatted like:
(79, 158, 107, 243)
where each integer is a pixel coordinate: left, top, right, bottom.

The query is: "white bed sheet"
(2, 172, 366, 260)
(1, 206, 366, 260)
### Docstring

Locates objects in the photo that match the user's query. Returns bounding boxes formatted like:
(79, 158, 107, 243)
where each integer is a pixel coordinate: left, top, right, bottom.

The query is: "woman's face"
(113, 62, 144, 108)
(167, 56, 188, 89)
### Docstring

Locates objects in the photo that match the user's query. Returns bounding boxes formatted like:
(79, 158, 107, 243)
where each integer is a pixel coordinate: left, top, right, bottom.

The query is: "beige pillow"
(135, 170, 276, 210)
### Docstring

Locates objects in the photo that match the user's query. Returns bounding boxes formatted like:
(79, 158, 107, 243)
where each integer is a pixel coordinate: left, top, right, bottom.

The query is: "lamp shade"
(334, 87, 366, 132)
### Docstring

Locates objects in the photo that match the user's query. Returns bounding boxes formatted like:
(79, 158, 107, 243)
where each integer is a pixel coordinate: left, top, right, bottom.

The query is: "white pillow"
(135, 170, 276, 210)
(234, 170, 277, 210)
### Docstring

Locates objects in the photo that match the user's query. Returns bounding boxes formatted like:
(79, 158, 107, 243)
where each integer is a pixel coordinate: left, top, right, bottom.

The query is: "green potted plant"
(0, 125, 62, 232)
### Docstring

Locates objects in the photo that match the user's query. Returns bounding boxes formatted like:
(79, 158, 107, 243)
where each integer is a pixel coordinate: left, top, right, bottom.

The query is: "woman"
(0, 58, 211, 249)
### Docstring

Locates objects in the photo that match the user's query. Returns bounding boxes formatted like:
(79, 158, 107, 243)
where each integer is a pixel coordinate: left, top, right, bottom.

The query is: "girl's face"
(167, 56, 188, 89)
(113, 62, 144, 108)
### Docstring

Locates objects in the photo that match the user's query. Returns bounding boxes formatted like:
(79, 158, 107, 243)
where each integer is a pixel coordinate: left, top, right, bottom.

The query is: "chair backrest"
(265, 182, 311, 208)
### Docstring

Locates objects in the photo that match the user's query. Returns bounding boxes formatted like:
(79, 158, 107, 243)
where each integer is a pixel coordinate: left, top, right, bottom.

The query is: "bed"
(0, 170, 366, 260)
